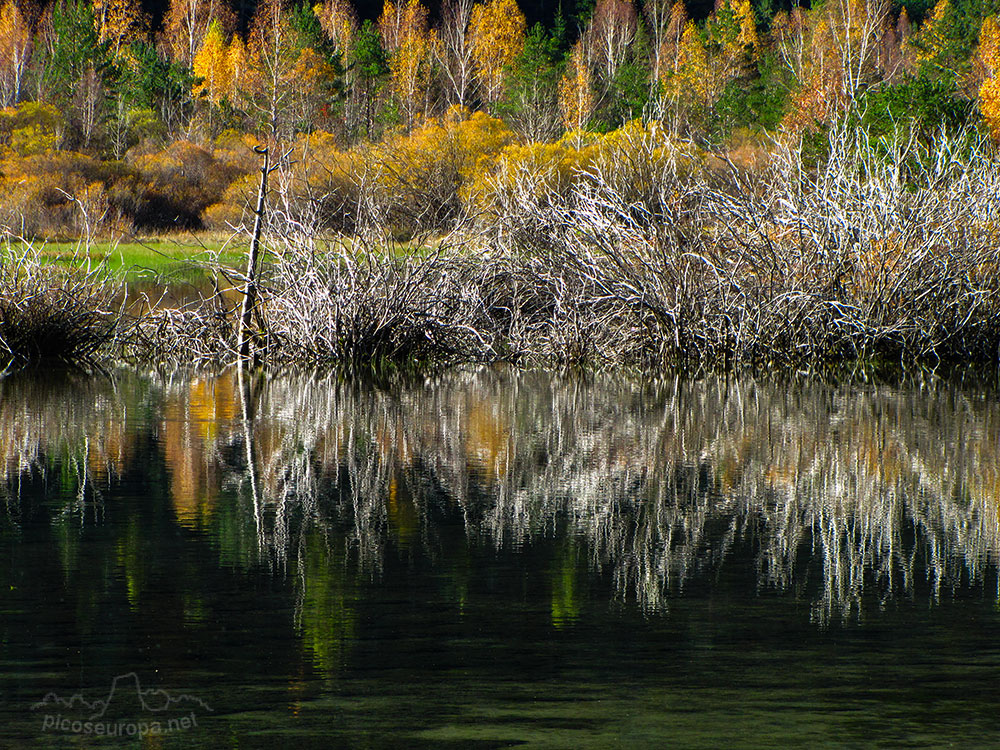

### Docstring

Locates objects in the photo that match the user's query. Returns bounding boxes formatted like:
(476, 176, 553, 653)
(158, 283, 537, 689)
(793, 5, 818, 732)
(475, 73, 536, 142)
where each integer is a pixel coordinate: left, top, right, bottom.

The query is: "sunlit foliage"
(0, 0, 31, 107)
(469, 0, 526, 106)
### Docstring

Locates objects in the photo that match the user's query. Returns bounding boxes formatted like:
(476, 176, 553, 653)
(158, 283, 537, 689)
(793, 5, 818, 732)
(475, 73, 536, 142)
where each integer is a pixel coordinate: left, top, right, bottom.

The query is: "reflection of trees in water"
(244, 369, 1000, 624)
(0, 373, 141, 524)
(2, 367, 1000, 626)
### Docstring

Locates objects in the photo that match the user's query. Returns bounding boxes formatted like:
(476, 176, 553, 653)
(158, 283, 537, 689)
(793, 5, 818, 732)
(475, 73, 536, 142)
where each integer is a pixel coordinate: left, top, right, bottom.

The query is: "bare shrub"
(0, 245, 128, 370)
(468, 122, 1000, 368)
(131, 121, 1000, 371)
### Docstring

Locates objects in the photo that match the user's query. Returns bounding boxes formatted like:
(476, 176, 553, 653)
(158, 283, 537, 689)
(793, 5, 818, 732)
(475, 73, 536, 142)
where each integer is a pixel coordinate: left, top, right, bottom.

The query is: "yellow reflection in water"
(162, 374, 239, 529)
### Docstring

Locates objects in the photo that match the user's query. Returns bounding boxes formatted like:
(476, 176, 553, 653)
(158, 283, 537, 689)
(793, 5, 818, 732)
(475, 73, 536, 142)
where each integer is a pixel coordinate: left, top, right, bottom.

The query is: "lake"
(1, 366, 998, 748)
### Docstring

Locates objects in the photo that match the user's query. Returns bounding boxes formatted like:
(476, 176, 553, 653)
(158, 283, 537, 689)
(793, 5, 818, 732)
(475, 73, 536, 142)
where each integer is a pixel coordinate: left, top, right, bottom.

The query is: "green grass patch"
(11, 237, 249, 284)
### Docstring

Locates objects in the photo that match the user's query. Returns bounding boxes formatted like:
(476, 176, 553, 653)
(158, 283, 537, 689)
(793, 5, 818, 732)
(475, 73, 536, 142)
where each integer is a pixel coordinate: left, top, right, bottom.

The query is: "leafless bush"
(132, 123, 1000, 370)
(469, 123, 1000, 368)
(0, 245, 129, 371)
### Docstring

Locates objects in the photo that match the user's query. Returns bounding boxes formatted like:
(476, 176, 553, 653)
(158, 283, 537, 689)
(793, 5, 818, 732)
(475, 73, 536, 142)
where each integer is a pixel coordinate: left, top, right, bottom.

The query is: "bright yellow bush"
(133, 140, 250, 228)
(1, 102, 63, 155)
(362, 107, 515, 235)
(0, 150, 136, 237)
(10, 124, 58, 156)
(468, 120, 689, 219)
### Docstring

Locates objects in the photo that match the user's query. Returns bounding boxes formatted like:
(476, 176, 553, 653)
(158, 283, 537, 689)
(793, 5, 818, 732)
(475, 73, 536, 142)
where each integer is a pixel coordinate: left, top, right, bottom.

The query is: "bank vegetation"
(2, 118, 1000, 372)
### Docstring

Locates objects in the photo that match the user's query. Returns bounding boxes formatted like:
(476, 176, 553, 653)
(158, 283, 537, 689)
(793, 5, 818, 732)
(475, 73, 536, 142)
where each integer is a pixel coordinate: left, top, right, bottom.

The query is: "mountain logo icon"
(32, 674, 211, 736)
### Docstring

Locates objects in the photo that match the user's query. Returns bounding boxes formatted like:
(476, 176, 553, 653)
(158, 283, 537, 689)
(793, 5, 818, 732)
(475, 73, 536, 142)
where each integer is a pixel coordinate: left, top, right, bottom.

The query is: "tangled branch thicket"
(168, 124, 999, 369)
(0, 245, 128, 371)
(8, 123, 1000, 370)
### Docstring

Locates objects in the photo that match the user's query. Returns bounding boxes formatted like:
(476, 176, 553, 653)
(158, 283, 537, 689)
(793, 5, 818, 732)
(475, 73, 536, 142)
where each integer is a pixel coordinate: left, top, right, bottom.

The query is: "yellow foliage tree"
(979, 16, 1000, 138)
(911, 0, 955, 69)
(734, 0, 758, 54)
(558, 41, 594, 134)
(192, 19, 233, 105)
(380, 0, 432, 128)
(707, 0, 757, 86)
(314, 0, 356, 57)
(288, 46, 336, 126)
(162, 0, 236, 66)
(93, 0, 147, 58)
(980, 15, 1000, 74)
(777, 0, 892, 131)
(663, 22, 714, 108)
(227, 35, 248, 104)
(469, 0, 526, 105)
(0, 0, 30, 107)
(654, 1, 688, 84)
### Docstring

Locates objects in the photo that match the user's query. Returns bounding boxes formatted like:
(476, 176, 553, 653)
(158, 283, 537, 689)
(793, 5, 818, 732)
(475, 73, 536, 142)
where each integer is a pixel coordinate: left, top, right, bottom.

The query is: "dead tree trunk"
(238, 146, 270, 362)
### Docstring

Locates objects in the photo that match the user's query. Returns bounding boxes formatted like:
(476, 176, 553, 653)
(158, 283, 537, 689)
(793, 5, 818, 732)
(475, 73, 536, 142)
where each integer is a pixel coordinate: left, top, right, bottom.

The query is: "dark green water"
(1, 367, 999, 749)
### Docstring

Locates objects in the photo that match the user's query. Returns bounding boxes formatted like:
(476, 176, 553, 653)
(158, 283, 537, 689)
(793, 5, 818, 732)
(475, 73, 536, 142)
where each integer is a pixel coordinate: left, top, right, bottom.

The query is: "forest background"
(1, 0, 997, 239)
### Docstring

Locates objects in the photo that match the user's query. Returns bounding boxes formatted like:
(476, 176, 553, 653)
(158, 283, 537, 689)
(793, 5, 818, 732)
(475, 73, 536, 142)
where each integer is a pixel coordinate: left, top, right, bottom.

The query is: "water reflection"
(2, 367, 999, 633)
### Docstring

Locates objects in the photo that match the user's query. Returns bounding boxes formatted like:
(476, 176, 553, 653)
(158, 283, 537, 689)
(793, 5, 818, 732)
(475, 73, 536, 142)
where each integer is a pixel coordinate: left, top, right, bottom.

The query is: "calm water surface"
(0, 366, 998, 748)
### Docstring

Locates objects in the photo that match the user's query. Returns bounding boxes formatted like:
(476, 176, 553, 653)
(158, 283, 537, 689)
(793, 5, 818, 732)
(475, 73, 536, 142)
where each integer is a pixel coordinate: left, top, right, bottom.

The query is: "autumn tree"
(828, 0, 892, 102)
(315, 0, 356, 58)
(469, 0, 526, 107)
(435, 0, 475, 107)
(0, 0, 32, 106)
(379, 0, 432, 128)
(192, 18, 232, 104)
(979, 15, 1000, 137)
(585, 0, 651, 129)
(644, 0, 672, 82)
(313, 0, 359, 134)
(655, 3, 685, 72)
(910, 0, 966, 82)
(161, 0, 235, 66)
(708, 0, 758, 79)
(776, 0, 893, 131)
(586, 0, 638, 85)
(246, 0, 312, 137)
(558, 40, 594, 132)
(657, 19, 731, 133)
(93, 0, 147, 58)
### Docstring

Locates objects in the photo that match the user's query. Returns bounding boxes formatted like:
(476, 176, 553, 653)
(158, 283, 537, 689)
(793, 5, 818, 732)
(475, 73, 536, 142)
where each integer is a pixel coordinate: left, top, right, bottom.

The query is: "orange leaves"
(469, 0, 526, 104)
(0, 0, 30, 107)
(979, 17, 1000, 139)
(558, 42, 594, 133)
(192, 19, 233, 105)
(777, 0, 893, 131)
(380, 0, 432, 128)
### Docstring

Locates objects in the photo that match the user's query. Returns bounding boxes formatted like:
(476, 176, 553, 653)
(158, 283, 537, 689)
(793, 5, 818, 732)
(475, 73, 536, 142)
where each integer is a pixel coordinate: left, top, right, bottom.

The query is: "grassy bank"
(11, 236, 248, 282)
(4, 125, 1000, 373)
